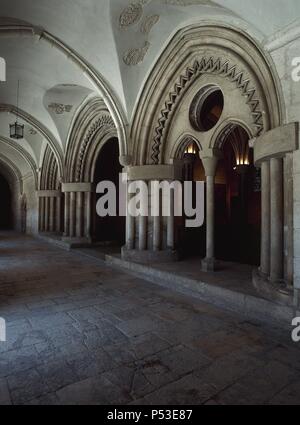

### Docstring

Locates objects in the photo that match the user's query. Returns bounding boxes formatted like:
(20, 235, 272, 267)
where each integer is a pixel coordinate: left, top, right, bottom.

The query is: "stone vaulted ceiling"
(0, 0, 300, 174)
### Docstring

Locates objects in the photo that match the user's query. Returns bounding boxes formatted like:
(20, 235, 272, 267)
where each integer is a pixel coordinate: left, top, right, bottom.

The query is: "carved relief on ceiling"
(123, 41, 150, 65)
(140, 14, 160, 34)
(48, 103, 73, 115)
(119, 3, 143, 28)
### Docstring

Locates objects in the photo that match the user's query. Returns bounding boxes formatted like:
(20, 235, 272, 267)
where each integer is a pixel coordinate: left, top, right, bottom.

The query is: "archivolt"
(131, 24, 283, 166)
(0, 135, 38, 188)
(0, 18, 128, 158)
(40, 145, 60, 190)
(152, 57, 264, 164)
(65, 97, 117, 183)
(0, 155, 23, 194)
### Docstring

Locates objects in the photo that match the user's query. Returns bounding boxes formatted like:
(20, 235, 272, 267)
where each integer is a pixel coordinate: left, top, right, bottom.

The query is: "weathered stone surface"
(0, 233, 300, 405)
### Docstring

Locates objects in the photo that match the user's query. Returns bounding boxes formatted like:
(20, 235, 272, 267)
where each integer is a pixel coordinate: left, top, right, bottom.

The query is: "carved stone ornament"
(123, 41, 150, 66)
(140, 15, 160, 34)
(119, 3, 143, 28)
(48, 103, 73, 115)
(151, 57, 264, 164)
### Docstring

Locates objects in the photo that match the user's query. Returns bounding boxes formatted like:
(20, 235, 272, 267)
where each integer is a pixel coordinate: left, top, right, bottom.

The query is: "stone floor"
(0, 232, 300, 405)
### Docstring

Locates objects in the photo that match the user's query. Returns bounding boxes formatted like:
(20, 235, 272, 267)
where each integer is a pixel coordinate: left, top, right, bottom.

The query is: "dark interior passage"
(92, 138, 125, 245)
(215, 129, 261, 266)
(0, 174, 13, 229)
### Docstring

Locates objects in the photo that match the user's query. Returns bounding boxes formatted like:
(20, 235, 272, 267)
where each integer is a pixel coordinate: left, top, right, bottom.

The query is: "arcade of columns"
(36, 121, 298, 290)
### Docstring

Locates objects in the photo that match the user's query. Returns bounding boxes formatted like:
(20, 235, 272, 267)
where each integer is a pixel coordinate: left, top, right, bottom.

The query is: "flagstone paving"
(0, 232, 300, 405)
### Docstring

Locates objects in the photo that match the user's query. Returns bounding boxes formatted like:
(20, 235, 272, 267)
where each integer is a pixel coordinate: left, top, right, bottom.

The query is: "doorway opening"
(92, 137, 125, 247)
(215, 126, 261, 265)
(0, 174, 13, 229)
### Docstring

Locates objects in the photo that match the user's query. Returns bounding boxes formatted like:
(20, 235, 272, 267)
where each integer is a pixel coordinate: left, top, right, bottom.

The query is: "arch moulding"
(131, 24, 284, 166)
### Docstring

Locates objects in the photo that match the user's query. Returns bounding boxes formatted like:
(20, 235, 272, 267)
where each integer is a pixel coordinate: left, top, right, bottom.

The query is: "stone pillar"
(62, 183, 93, 245)
(44, 197, 49, 232)
(85, 191, 92, 240)
(37, 191, 62, 235)
(167, 187, 175, 250)
(126, 188, 135, 250)
(139, 215, 147, 251)
(49, 197, 55, 232)
(201, 155, 219, 272)
(121, 165, 181, 263)
(69, 192, 76, 238)
(56, 196, 61, 233)
(260, 161, 271, 276)
(64, 192, 70, 237)
(76, 192, 84, 238)
(40, 197, 45, 232)
(270, 157, 284, 282)
(153, 181, 161, 252)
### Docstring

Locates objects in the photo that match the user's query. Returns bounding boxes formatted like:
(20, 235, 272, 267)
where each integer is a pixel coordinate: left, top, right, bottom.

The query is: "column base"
(61, 236, 92, 248)
(252, 269, 293, 306)
(121, 246, 178, 264)
(201, 257, 218, 272)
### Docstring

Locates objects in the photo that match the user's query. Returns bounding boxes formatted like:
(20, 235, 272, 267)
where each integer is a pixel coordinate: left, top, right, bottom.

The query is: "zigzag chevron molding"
(151, 57, 264, 164)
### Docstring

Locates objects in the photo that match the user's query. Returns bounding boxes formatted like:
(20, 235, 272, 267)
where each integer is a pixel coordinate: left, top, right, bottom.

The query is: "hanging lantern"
(10, 121, 24, 139)
(9, 80, 24, 140)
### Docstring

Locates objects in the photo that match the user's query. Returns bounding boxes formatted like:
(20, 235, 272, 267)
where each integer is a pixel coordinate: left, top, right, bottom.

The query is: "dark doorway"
(92, 138, 125, 246)
(0, 174, 13, 229)
(215, 127, 261, 266)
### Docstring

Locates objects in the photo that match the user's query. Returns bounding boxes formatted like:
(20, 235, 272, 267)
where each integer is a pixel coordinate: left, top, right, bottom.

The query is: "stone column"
(76, 192, 84, 238)
(139, 215, 147, 251)
(167, 187, 175, 250)
(40, 197, 45, 232)
(56, 196, 61, 233)
(201, 155, 219, 272)
(126, 188, 135, 250)
(69, 192, 76, 238)
(64, 192, 70, 237)
(153, 181, 161, 252)
(260, 161, 271, 276)
(270, 157, 284, 282)
(85, 191, 92, 240)
(62, 183, 93, 244)
(49, 197, 55, 232)
(45, 197, 50, 232)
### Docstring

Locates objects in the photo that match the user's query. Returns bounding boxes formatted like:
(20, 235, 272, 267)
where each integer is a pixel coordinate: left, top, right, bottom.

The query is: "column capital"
(119, 155, 132, 167)
(62, 182, 93, 193)
(199, 149, 222, 177)
(37, 190, 61, 198)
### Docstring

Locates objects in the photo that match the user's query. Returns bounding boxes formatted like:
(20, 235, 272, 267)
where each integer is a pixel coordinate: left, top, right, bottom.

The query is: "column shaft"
(139, 216, 147, 250)
(270, 157, 283, 282)
(45, 197, 49, 232)
(76, 192, 84, 238)
(49, 197, 55, 232)
(64, 192, 70, 237)
(167, 188, 175, 250)
(260, 161, 271, 276)
(70, 192, 76, 238)
(56, 196, 61, 233)
(126, 189, 135, 250)
(85, 192, 92, 240)
(206, 175, 215, 259)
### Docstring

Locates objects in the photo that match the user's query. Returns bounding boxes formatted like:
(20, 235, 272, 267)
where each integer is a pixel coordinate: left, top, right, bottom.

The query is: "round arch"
(65, 97, 117, 183)
(131, 24, 284, 166)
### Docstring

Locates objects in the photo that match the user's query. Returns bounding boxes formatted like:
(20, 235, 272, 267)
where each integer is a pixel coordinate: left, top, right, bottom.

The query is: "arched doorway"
(0, 174, 13, 229)
(92, 137, 125, 246)
(215, 126, 261, 265)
